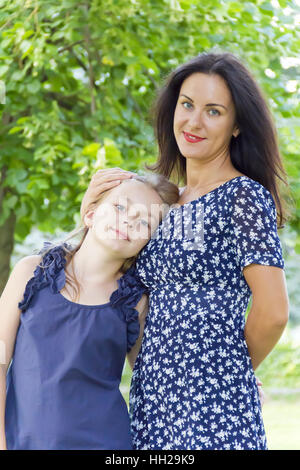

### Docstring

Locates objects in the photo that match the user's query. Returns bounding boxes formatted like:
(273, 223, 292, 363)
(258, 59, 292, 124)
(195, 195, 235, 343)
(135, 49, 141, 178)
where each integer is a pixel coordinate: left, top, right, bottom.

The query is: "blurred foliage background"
(1, 0, 299, 450)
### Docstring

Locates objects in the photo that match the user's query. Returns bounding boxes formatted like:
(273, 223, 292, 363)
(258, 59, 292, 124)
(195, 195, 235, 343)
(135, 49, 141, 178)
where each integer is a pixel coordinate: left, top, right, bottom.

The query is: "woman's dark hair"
(147, 52, 291, 228)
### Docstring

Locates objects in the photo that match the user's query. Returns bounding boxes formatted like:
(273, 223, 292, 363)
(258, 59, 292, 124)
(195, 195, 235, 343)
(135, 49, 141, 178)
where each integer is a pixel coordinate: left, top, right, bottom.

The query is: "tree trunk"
(0, 213, 16, 295)
(0, 212, 16, 295)
(0, 166, 16, 295)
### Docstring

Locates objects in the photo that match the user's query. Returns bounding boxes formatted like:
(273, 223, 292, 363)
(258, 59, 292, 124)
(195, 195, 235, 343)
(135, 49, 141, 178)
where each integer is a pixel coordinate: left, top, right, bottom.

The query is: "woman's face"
(173, 72, 239, 162)
(84, 180, 164, 258)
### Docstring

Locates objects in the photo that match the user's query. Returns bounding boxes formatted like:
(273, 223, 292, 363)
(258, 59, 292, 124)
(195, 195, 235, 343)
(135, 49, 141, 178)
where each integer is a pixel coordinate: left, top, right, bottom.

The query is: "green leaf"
(103, 138, 123, 167)
(259, 2, 274, 15)
(82, 143, 101, 157)
(11, 69, 25, 81)
(27, 80, 41, 94)
(0, 65, 9, 77)
(3, 168, 28, 188)
(8, 126, 23, 135)
(3, 194, 18, 209)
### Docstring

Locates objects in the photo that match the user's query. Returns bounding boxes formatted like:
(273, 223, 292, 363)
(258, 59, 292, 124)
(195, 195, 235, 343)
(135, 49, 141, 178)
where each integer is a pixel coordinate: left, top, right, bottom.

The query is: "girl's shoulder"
(1, 255, 43, 315)
(17, 242, 70, 312)
(10, 255, 43, 302)
(14, 254, 43, 275)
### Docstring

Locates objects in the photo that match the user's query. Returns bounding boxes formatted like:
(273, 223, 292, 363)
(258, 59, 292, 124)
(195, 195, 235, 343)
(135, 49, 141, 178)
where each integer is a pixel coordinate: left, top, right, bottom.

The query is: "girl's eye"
(208, 108, 220, 116)
(141, 219, 149, 228)
(182, 101, 193, 109)
(115, 204, 126, 212)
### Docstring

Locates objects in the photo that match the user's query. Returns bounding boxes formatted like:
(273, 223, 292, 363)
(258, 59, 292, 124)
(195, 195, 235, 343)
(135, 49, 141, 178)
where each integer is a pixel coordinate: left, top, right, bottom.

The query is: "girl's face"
(84, 180, 164, 258)
(173, 72, 239, 162)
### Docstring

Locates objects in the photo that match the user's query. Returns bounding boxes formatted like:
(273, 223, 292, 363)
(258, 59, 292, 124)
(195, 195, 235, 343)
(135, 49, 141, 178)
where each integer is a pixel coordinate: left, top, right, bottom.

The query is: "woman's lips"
(183, 131, 206, 143)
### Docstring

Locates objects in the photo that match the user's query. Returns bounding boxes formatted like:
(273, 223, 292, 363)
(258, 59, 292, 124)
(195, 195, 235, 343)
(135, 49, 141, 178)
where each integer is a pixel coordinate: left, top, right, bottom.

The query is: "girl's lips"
(183, 131, 206, 143)
(111, 228, 130, 241)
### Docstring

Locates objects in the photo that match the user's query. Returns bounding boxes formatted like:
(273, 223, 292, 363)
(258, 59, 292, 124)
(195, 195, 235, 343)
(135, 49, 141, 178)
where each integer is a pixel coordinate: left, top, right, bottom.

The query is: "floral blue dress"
(129, 176, 285, 450)
(5, 243, 147, 450)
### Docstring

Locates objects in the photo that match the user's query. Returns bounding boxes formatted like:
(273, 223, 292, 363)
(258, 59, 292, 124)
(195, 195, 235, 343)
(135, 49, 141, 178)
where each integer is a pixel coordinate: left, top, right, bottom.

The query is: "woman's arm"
(80, 168, 135, 219)
(127, 294, 149, 370)
(243, 264, 289, 371)
(0, 255, 41, 450)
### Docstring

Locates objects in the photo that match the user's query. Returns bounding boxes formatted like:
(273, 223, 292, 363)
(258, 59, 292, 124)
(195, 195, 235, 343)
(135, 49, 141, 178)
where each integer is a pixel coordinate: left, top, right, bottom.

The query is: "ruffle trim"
(18, 242, 148, 352)
(110, 264, 148, 352)
(18, 241, 70, 312)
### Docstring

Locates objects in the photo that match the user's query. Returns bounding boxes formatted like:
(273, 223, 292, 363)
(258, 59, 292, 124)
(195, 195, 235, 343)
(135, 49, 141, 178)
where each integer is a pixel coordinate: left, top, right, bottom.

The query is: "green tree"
(0, 0, 299, 292)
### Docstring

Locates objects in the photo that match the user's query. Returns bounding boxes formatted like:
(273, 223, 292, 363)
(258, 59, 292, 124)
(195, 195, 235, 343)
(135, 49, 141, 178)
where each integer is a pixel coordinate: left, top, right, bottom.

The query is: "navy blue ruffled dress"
(5, 243, 147, 450)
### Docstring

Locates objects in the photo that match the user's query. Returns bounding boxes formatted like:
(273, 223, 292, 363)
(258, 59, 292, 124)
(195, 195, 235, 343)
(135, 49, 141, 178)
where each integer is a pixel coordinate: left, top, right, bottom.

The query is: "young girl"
(0, 173, 179, 450)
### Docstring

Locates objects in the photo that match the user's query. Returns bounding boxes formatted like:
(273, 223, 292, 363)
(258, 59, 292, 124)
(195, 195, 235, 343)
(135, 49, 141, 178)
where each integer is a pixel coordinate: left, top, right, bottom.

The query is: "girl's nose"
(126, 208, 140, 223)
(122, 219, 133, 228)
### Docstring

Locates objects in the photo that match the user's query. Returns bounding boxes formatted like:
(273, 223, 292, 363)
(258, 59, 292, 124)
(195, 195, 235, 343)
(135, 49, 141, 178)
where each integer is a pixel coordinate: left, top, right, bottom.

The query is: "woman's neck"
(185, 152, 237, 189)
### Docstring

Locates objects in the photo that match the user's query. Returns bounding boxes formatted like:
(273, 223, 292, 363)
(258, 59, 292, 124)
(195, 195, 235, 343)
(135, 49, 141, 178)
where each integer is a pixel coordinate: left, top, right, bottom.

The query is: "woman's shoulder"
(229, 175, 276, 207)
(225, 176, 279, 230)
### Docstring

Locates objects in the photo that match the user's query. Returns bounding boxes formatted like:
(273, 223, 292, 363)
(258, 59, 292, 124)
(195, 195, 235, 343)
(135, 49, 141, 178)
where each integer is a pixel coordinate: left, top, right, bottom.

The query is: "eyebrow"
(180, 94, 227, 110)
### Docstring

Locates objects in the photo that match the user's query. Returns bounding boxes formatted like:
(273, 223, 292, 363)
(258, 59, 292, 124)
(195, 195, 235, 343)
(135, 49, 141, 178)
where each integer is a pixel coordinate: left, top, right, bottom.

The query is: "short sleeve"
(18, 242, 68, 312)
(230, 183, 284, 272)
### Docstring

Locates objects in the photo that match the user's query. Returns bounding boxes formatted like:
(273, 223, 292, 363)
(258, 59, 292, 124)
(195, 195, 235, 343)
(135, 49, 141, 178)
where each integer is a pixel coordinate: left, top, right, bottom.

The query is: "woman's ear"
(233, 126, 240, 138)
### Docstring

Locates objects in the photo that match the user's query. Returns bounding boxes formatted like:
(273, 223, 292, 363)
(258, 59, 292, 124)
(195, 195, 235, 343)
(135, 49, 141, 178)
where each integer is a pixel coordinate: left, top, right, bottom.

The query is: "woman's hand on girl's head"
(80, 168, 136, 220)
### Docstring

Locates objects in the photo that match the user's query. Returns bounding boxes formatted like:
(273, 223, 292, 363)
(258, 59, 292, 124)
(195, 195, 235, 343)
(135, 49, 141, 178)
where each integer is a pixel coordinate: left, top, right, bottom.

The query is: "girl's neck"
(70, 234, 125, 284)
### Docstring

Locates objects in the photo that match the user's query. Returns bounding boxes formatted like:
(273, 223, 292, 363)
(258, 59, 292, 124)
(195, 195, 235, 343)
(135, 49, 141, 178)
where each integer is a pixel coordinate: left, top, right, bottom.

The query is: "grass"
(262, 393, 300, 450)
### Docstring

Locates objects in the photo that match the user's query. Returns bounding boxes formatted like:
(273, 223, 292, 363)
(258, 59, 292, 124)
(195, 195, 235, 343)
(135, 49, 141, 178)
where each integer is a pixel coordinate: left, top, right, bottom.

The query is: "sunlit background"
(1, 0, 300, 450)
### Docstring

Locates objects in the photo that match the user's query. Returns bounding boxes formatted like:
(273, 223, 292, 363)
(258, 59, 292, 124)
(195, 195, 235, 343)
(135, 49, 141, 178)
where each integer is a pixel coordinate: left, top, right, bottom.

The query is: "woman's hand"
(80, 168, 136, 219)
(255, 376, 265, 407)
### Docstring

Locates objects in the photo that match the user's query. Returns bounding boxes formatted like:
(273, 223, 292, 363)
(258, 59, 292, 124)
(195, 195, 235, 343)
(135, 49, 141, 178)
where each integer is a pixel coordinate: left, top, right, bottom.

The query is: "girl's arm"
(243, 264, 289, 371)
(0, 255, 41, 450)
(127, 294, 149, 370)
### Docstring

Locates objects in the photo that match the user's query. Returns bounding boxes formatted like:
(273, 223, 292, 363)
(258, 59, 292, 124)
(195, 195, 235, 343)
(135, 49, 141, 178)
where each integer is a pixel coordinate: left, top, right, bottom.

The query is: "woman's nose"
(189, 110, 203, 129)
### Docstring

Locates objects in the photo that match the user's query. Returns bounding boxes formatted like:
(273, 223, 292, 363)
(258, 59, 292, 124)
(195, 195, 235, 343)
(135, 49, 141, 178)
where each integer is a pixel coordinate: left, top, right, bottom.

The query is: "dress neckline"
(58, 268, 131, 309)
(57, 290, 113, 309)
(177, 176, 251, 208)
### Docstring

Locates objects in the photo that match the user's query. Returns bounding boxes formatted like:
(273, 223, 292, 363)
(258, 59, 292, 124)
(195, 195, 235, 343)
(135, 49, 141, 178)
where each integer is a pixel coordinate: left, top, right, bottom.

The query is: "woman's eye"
(182, 101, 193, 109)
(208, 108, 220, 116)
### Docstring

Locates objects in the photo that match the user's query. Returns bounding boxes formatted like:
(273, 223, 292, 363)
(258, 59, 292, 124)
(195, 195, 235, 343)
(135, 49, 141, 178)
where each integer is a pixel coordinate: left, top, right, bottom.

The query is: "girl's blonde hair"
(41, 173, 179, 302)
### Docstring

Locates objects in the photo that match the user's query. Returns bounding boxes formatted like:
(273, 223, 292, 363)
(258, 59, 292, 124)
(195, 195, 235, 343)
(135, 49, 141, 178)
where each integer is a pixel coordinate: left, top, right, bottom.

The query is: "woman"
(81, 52, 290, 450)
